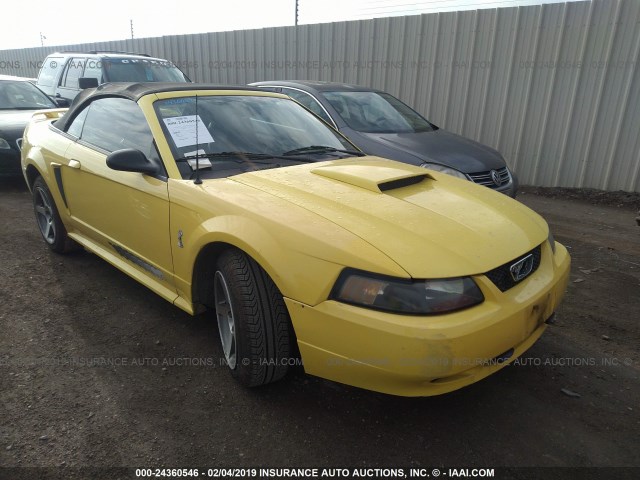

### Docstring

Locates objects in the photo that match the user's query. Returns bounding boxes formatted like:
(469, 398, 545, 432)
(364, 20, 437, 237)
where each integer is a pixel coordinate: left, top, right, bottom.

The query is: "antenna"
(193, 94, 202, 185)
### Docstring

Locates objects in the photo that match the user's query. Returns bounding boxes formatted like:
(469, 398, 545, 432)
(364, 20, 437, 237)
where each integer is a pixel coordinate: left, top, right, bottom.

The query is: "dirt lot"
(1, 177, 639, 478)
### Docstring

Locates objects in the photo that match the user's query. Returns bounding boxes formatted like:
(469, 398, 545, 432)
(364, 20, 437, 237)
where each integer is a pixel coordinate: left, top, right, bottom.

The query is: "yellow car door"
(60, 97, 176, 295)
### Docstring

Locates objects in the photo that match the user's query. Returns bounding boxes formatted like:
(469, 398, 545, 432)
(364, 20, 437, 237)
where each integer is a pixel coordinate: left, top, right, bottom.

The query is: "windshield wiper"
(282, 145, 365, 157)
(176, 151, 316, 163)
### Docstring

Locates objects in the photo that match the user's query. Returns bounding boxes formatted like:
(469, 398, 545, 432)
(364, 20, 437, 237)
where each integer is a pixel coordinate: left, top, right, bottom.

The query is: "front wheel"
(32, 176, 77, 253)
(214, 249, 292, 387)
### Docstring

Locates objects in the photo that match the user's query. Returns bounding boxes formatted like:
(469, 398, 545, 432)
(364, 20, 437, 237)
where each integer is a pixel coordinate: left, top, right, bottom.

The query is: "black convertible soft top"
(55, 82, 266, 131)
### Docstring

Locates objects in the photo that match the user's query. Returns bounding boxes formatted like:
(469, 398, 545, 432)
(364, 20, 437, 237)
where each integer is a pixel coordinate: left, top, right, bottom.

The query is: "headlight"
(330, 269, 484, 315)
(0, 138, 11, 150)
(548, 229, 556, 254)
(420, 163, 469, 180)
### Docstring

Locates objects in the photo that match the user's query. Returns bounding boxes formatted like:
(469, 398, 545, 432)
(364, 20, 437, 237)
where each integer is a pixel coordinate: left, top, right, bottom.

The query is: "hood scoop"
(311, 162, 432, 193)
(378, 175, 428, 191)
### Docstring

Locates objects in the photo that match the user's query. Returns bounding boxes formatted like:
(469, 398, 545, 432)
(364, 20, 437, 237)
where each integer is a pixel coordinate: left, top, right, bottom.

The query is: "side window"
(82, 59, 103, 83)
(78, 98, 161, 164)
(66, 107, 90, 138)
(63, 58, 85, 88)
(282, 88, 333, 125)
(37, 57, 63, 88)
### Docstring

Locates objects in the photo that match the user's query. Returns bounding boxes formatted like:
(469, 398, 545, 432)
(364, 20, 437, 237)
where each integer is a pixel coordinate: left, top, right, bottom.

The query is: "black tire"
(32, 176, 78, 253)
(214, 249, 292, 387)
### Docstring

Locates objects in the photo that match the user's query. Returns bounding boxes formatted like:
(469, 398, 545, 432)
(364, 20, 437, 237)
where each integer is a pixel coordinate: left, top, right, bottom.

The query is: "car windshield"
(0, 80, 56, 110)
(155, 95, 357, 179)
(322, 91, 435, 134)
(103, 59, 188, 83)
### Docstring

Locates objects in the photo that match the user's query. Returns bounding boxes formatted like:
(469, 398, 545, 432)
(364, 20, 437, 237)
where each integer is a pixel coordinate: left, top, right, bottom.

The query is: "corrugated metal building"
(1, 0, 638, 191)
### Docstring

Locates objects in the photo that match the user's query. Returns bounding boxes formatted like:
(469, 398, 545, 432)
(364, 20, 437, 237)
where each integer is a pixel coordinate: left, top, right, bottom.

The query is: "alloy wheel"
(34, 187, 56, 244)
(214, 270, 237, 369)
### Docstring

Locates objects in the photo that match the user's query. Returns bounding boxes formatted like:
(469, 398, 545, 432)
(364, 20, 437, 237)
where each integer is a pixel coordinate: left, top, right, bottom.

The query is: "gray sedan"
(250, 80, 518, 197)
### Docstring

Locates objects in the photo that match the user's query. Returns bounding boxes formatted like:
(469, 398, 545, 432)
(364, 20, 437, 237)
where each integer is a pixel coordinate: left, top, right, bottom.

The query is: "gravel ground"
(1, 177, 639, 480)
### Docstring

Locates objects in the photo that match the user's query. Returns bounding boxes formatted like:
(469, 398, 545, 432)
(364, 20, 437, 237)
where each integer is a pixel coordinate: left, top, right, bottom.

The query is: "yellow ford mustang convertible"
(21, 84, 570, 396)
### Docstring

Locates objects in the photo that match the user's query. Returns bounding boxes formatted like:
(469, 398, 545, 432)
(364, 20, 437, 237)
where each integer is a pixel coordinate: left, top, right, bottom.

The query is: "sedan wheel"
(32, 176, 78, 253)
(34, 185, 57, 245)
(214, 249, 293, 387)
(214, 271, 237, 370)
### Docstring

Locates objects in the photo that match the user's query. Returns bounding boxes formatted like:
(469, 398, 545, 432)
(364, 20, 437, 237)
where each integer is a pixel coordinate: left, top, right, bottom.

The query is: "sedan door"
(60, 97, 176, 293)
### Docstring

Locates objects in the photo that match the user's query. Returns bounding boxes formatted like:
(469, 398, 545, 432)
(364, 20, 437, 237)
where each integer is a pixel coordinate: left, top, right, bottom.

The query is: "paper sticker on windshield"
(163, 115, 214, 147)
(184, 149, 212, 169)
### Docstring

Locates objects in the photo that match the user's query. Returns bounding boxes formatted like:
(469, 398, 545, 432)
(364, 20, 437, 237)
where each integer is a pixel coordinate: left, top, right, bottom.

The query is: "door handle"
(68, 159, 81, 169)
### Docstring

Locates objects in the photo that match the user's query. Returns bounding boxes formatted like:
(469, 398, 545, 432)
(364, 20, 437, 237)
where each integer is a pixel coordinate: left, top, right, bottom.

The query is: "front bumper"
(286, 241, 570, 396)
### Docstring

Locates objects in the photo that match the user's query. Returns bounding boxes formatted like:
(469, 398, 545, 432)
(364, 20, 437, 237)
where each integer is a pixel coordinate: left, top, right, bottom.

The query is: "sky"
(1, 0, 583, 51)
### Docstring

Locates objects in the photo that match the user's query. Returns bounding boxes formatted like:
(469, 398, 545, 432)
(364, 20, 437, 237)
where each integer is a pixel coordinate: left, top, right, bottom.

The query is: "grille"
(484, 245, 542, 292)
(468, 166, 510, 189)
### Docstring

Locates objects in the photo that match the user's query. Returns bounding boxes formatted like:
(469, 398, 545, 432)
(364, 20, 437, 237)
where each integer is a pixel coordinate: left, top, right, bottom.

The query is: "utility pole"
(40, 32, 45, 47)
(130, 19, 134, 40)
(295, 0, 298, 26)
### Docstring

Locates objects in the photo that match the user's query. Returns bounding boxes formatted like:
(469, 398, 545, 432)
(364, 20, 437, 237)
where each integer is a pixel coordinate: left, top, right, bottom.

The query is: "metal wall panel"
(1, 0, 638, 191)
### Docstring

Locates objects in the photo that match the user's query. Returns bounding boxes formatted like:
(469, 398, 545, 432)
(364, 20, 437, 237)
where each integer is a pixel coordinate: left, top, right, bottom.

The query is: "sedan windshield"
(0, 80, 56, 110)
(156, 95, 357, 178)
(322, 91, 435, 134)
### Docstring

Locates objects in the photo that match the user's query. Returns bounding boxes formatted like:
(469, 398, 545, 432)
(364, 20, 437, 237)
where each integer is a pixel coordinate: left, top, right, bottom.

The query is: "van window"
(63, 58, 86, 88)
(102, 59, 187, 83)
(37, 57, 63, 88)
(83, 59, 102, 83)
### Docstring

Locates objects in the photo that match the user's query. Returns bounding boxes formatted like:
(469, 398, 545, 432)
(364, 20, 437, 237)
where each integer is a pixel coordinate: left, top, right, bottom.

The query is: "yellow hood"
(232, 157, 548, 278)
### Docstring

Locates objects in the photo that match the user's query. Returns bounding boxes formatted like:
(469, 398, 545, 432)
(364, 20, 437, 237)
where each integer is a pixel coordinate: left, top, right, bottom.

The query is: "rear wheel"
(32, 176, 77, 253)
(214, 249, 292, 387)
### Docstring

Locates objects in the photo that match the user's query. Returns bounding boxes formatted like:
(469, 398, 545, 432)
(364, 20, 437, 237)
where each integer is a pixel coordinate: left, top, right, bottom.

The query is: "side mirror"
(54, 98, 69, 107)
(106, 149, 158, 175)
(78, 77, 99, 89)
